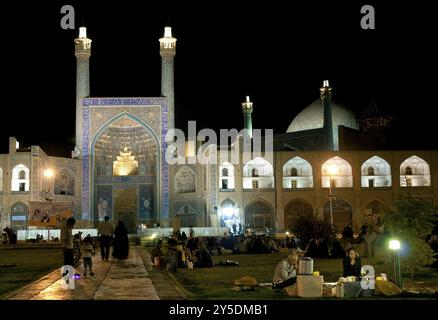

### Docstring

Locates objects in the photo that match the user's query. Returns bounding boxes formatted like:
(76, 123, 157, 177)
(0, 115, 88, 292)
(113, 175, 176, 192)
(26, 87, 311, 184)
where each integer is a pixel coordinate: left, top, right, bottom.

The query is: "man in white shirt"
(62, 217, 76, 267)
(98, 216, 114, 261)
(272, 252, 299, 289)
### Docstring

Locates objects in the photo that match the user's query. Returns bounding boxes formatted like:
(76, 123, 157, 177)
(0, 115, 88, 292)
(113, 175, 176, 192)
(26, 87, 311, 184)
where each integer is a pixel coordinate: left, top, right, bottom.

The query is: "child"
(81, 236, 95, 276)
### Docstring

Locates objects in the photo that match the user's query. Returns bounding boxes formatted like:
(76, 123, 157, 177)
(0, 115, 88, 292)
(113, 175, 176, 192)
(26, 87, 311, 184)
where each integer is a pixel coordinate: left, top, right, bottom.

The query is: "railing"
(17, 228, 98, 241)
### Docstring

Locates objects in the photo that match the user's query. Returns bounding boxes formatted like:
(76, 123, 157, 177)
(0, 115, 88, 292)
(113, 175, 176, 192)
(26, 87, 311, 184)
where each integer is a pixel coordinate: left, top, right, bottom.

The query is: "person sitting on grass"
(3, 227, 17, 245)
(343, 247, 362, 279)
(195, 240, 214, 268)
(272, 252, 299, 289)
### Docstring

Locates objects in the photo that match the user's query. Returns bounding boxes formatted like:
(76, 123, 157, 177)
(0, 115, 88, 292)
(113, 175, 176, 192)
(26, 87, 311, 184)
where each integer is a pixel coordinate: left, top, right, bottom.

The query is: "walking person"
(113, 221, 129, 260)
(98, 216, 114, 261)
(61, 217, 76, 267)
(81, 236, 95, 276)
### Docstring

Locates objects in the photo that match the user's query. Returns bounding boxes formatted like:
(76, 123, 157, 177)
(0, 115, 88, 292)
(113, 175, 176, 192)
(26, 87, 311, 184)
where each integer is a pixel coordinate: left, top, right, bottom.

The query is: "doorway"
(114, 188, 138, 234)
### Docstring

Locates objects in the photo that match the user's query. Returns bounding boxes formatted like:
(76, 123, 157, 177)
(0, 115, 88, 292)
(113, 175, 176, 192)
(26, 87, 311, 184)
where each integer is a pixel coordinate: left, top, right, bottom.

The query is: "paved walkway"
(7, 247, 165, 300)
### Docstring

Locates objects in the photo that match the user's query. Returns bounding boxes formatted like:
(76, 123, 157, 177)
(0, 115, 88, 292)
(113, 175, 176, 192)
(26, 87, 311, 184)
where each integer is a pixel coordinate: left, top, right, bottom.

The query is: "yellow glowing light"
(327, 165, 338, 176)
(285, 231, 290, 236)
(113, 147, 138, 176)
(44, 169, 54, 178)
(389, 239, 401, 250)
(79, 27, 87, 39)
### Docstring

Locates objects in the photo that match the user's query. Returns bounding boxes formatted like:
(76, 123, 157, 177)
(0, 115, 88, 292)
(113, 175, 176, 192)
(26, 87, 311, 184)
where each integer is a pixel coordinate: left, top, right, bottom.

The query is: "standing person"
(359, 221, 368, 238)
(98, 216, 114, 261)
(363, 224, 378, 258)
(113, 221, 129, 260)
(81, 236, 95, 276)
(61, 217, 76, 267)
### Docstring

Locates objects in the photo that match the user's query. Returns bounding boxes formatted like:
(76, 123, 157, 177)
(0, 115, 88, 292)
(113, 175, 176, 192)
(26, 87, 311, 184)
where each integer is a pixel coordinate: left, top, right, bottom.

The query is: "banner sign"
(29, 201, 73, 227)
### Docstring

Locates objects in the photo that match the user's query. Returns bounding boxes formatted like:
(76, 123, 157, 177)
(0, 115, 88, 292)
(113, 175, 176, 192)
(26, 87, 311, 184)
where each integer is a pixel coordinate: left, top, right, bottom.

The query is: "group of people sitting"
(210, 233, 280, 255)
(151, 231, 282, 272)
(151, 231, 215, 271)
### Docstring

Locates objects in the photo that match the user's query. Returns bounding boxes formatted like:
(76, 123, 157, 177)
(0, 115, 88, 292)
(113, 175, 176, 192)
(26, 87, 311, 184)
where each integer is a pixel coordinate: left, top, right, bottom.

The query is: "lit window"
(11, 164, 29, 192)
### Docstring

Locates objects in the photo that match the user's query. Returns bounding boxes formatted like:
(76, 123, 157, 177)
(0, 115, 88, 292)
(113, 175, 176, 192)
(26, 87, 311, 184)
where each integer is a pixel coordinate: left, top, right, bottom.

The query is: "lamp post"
(44, 168, 55, 241)
(389, 239, 402, 289)
(327, 165, 338, 230)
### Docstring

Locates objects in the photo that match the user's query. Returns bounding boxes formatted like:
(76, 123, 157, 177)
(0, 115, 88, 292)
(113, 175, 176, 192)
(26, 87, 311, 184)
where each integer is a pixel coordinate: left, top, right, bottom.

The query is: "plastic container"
(298, 257, 314, 275)
(336, 282, 344, 298)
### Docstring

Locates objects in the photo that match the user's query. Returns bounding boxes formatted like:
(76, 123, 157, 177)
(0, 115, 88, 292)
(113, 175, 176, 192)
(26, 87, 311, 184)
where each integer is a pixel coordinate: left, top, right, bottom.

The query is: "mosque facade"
(0, 27, 437, 234)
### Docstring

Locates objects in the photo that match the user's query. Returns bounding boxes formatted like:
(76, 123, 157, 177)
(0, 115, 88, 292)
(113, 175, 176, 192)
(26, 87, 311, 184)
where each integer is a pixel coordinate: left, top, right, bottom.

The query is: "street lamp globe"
(389, 239, 401, 250)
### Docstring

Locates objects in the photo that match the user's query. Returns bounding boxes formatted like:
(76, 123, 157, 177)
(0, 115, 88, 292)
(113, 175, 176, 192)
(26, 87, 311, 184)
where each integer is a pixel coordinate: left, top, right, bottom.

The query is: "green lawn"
(147, 245, 438, 300)
(0, 249, 63, 299)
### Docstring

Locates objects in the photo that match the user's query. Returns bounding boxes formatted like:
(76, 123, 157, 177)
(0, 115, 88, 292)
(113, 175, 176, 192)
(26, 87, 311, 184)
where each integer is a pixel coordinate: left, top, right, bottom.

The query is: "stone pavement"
(7, 247, 163, 300)
(137, 247, 185, 300)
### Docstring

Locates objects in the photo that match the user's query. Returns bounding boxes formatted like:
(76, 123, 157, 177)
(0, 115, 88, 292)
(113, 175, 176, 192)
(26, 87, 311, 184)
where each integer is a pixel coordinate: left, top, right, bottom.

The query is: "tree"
(290, 212, 332, 248)
(384, 195, 438, 279)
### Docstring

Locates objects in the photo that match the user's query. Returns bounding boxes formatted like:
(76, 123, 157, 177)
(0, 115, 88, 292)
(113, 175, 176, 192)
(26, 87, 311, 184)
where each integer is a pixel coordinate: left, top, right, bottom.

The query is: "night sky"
(1, 1, 437, 156)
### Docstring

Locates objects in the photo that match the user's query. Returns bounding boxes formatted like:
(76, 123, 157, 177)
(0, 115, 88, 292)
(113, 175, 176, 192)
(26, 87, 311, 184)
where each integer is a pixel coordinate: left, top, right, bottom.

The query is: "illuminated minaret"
(73, 27, 92, 158)
(241, 96, 253, 139)
(159, 27, 177, 131)
(320, 80, 334, 151)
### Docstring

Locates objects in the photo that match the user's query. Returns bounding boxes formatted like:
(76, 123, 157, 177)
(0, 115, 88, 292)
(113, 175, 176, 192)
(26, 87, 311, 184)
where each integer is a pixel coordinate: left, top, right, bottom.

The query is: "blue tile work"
(139, 184, 154, 220)
(83, 97, 168, 106)
(161, 101, 169, 220)
(81, 105, 90, 220)
(96, 185, 113, 221)
(81, 97, 169, 222)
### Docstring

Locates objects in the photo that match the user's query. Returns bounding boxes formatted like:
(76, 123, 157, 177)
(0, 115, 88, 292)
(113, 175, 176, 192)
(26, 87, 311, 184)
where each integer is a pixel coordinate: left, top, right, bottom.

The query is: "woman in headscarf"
(343, 247, 362, 279)
(113, 221, 129, 260)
